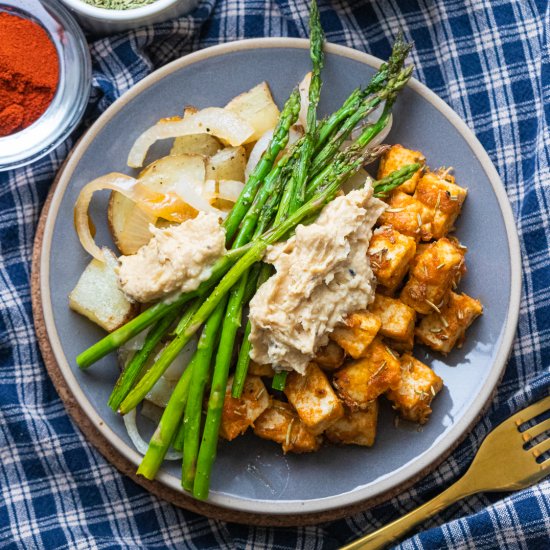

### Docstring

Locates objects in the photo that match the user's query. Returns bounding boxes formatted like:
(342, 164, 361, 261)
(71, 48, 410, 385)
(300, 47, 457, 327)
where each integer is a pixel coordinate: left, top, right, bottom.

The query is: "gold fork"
(341, 394, 550, 550)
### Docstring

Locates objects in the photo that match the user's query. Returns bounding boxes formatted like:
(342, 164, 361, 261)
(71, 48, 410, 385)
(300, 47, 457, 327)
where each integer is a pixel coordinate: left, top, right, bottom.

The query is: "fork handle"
(340, 476, 475, 550)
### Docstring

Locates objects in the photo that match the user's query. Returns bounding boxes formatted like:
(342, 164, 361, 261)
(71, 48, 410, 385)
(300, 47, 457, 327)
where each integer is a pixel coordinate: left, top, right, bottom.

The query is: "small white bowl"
(59, 0, 199, 34)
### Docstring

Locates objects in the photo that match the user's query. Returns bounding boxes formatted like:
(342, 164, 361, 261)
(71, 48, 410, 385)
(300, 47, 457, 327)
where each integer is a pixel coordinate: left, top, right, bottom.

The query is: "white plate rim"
(39, 37, 522, 515)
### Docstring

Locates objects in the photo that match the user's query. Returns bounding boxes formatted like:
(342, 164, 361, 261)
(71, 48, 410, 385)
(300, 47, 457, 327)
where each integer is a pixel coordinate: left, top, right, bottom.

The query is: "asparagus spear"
(310, 65, 413, 177)
(223, 89, 300, 243)
(181, 297, 228, 490)
(373, 163, 420, 196)
(192, 272, 248, 498)
(287, 0, 324, 213)
(108, 308, 179, 411)
(137, 345, 196, 479)
(314, 33, 411, 153)
(306, 66, 413, 200)
(76, 245, 251, 369)
(231, 264, 270, 398)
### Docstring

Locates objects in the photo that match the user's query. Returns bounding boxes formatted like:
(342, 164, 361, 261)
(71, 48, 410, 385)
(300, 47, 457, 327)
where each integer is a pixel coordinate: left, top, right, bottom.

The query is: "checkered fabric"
(1, 0, 548, 548)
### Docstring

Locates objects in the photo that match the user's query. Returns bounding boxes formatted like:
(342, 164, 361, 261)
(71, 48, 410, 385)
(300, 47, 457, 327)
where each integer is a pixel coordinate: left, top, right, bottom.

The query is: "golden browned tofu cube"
(368, 294, 416, 344)
(314, 341, 345, 371)
(253, 400, 322, 453)
(219, 375, 270, 441)
(384, 335, 415, 354)
(378, 192, 434, 242)
(415, 291, 483, 354)
(400, 238, 466, 315)
(330, 310, 381, 359)
(325, 400, 379, 447)
(377, 144, 426, 194)
(333, 338, 401, 410)
(284, 363, 344, 434)
(414, 171, 467, 238)
(368, 226, 417, 292)
(386, 354, 443, 424)
(248, 361, 275, 377)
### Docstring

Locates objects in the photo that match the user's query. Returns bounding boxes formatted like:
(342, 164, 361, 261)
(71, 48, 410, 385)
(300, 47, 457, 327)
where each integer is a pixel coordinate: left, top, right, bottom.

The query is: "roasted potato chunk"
(170, 134, 221, 157)
(225, 81, 280, 142)
(314, 341, 345, 371)
(333, 338, 401, 410)
(400, 238, 466, 315)
(219, 375, 270, 441)
(284, 363, 344, 434)
(248, 361, 275, 377)
(69, 249, 137, 332)
(386, 354, 443, 424)
(377, 144, 426, 194)
(325, 400, 379, 447)
(368, 226, 417, 292)
(253, 400, 322, 453)
(415, 291, 483, 354)
(206, 146, 247, 181)
(368, 294, 416, 345)
(378, 191, 434, 241)
(330, 310, 381, 359)
(414, 171, 467, 238)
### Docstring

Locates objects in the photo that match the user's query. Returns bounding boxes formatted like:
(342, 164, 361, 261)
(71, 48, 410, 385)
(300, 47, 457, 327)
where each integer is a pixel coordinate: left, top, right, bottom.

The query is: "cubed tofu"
(330, 310, 381, 359)
(325, 400, 379, 447)
(400, 238, 466, 315)
(415, 291, 483, 354)
(414, 171, 467, 238)
(368, 226, 417, 292)
(386, 354, 443, 424)
(284, 363, 344, 434)
(383, 335, 415, 354)
(377, 144, 426, 194)
(314, 341, 346, 371)
(378, 192, 434, 242)
(248, 361, 275, 377)
(368, 294, 416, 344)
(333, 338, 401, 410)
(219, 375, 270, 441)
(253, 400, 322, 453)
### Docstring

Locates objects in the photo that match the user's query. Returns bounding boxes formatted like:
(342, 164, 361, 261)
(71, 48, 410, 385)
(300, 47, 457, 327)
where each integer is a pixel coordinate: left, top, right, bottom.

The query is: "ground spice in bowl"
(0, 11, 60, 137)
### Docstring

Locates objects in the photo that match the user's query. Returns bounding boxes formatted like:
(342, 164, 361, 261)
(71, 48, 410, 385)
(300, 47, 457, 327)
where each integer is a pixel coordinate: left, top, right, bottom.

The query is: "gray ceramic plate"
(39, 39, 521, 516)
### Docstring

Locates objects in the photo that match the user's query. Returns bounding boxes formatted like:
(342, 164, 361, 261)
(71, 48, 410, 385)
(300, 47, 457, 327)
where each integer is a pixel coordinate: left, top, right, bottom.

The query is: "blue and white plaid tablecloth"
(1, 0, 549, 548)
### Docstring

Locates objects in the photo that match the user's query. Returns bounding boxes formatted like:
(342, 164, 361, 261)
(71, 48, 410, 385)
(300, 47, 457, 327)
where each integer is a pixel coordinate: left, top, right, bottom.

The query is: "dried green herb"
(81, 0, 158, 10)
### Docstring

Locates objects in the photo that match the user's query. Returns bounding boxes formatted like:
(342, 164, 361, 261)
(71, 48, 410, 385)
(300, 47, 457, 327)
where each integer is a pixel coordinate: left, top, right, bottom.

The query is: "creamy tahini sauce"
(117, 211, 226, 303)
(249, 184, 386, 374)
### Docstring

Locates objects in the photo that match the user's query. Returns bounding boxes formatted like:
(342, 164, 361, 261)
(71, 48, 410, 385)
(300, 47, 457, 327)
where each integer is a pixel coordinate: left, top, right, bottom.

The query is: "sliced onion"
(127, 108, 255, 168)
(115, 201, 157, 255)
(244, 124, 303, 181)
(163, 336, 197, 380)
(74, 173, 198, 261)
(201, 179, 244, 213)
(123, 408, 182, 460)
(298, 72, 312, 129)
(245, 129, 273, 180)
(218, 179, 245, 202)
(351, 102, 393, 146)
(342, 168, 374, 194)
(141, 400, 164, 424)
(145, 376, 176, 408)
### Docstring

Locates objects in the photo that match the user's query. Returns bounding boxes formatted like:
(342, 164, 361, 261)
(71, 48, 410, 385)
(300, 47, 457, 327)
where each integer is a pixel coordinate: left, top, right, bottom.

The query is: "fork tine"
(522, 418, 550, 442)
(509, 395, 550, 428)
(531, 437, 550, 459)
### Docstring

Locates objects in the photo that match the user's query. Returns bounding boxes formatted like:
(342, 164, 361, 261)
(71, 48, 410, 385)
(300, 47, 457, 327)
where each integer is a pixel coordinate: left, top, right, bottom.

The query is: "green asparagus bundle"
(76, 0, 416, 501)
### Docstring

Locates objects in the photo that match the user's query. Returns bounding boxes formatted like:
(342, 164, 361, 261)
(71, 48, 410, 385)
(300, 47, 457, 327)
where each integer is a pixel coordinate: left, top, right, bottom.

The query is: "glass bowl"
(59, 0, 200, 35)
(0, 0, 91, 171)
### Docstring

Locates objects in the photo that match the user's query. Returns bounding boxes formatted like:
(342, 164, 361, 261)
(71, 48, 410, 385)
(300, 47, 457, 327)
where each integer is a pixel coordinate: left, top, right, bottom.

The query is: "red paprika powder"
(0, 11, 60, 137)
